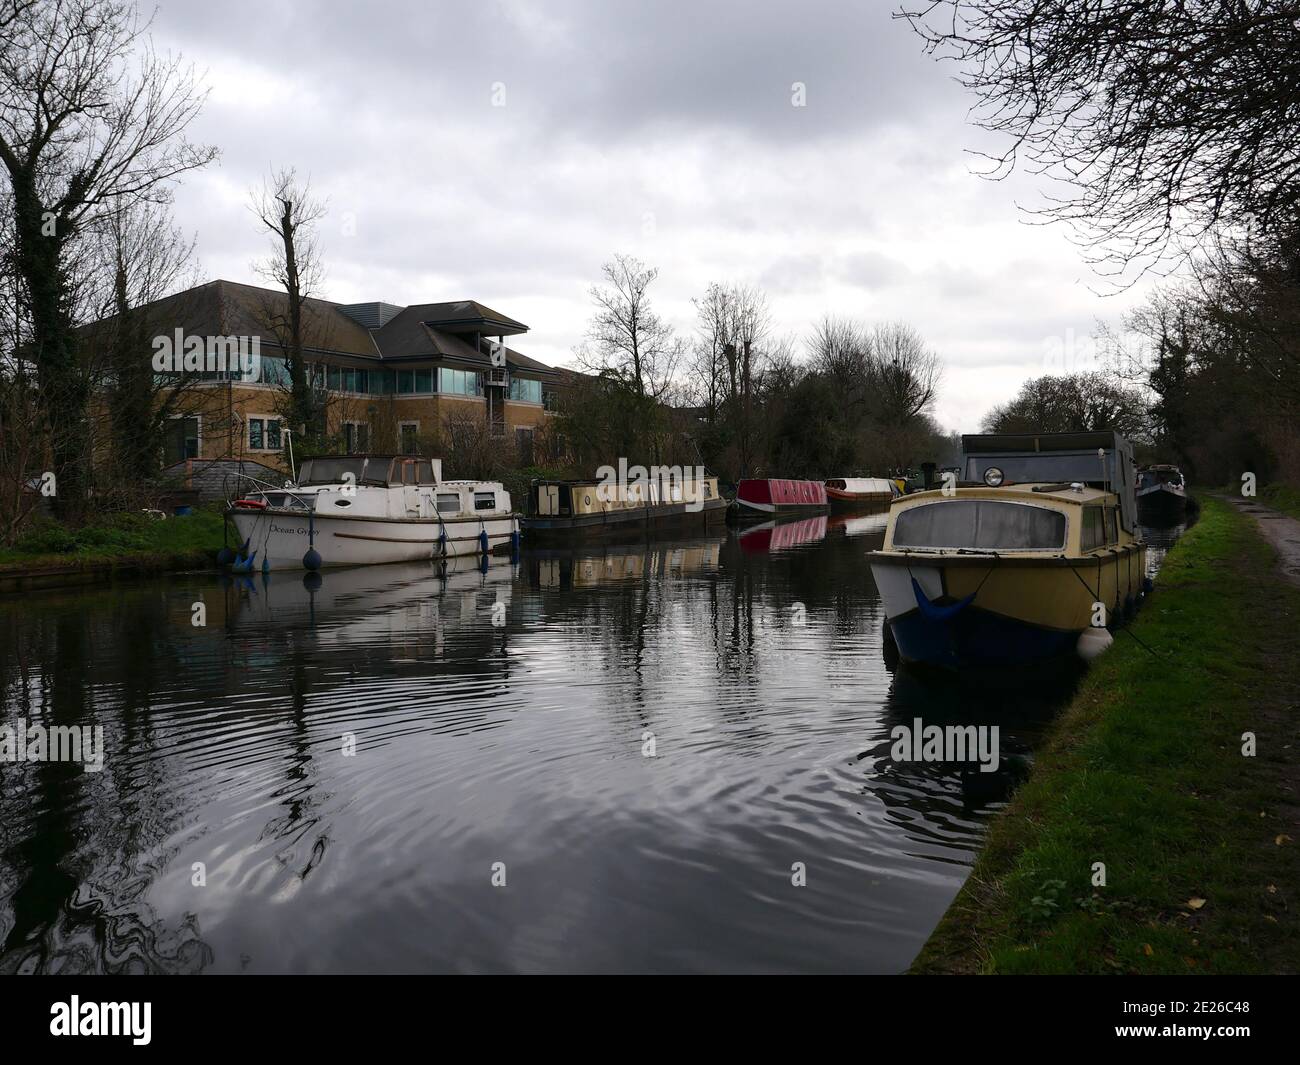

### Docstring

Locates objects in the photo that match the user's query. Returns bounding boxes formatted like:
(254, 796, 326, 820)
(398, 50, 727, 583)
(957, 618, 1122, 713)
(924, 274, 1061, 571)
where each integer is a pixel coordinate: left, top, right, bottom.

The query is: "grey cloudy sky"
(152, 0, 1148, 431)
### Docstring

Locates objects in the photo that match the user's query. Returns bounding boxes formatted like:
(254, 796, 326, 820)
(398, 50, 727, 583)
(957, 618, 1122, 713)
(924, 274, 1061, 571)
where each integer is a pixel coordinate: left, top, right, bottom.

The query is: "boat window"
(474, 492, 497, 511)
(1107, 507, 1119, 545)
(416, 460, 434, 483)
(892, 501, 1066, 550)
(298, 457, 377, 486)
(1080, 506, 1106, 551)
(436, 493, 461, 515)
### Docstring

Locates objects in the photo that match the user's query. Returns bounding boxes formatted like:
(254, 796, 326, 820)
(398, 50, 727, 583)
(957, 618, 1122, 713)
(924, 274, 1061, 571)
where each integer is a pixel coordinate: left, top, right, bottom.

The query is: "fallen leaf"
(1187, 897, 1207, 910)
(1267, 884, 1278, 894)
(1276, 834, 1293, 846)
(1143, 943, 1154, 956)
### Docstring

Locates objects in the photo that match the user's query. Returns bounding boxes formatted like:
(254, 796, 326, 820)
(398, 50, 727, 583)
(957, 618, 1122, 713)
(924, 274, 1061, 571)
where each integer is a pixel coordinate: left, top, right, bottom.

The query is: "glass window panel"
(249, 418, 264, 450)
(266, 420, 282, 449)
(415, 369, 432, 393)
(893, 501, 1066, 550)
(342, 369, 356, 393)
(1081, 506, 1105, 551)
(398, 370, 413, 394)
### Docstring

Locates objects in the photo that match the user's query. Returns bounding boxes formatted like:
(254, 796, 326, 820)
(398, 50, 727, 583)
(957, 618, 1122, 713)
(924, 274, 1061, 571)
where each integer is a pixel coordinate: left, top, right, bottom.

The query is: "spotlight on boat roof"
(983, 466, 1004, 487)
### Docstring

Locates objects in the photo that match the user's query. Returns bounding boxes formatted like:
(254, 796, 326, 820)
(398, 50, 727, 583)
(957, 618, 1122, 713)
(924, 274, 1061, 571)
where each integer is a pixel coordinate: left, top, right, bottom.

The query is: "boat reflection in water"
(222, 555, 518, 638)
(828, 507, 890, 539)
(737, 515, 828, 553)
(522, 535, 724, 590)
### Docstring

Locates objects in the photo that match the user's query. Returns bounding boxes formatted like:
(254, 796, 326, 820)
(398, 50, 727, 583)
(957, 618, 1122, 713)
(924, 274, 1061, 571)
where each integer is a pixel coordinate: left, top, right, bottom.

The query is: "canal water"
(0, 513, 1186, 974)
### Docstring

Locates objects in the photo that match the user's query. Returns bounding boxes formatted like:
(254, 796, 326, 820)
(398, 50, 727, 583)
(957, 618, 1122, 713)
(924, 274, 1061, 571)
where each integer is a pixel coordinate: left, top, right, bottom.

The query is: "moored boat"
(522, 474, 726, 541)
(824, 477, 897, 507)
(1136, 464, 1187, 524)
(868, 432, 1147, 670)
(733, 478, 829, 518)
(226, 454, 519, 571)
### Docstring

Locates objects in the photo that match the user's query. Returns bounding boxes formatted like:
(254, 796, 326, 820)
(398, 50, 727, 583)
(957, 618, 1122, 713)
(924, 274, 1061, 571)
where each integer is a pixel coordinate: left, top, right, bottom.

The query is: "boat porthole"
(584, 494, 591, 506)
(334, 499, 352, 508)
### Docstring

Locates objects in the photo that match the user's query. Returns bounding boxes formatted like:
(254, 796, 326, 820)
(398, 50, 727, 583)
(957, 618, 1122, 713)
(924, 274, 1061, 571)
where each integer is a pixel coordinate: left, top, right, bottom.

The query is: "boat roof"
(827, 477, 895, 491)
(961, 430, 1127, 454)
(900, 482, 1115, 505)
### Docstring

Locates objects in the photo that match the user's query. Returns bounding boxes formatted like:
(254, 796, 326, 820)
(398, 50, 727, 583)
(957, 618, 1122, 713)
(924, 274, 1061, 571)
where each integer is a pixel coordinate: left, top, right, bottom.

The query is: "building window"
(248, 416, 282, 452)
(438, 367, 482, 396)
(542, 388, 560, 412)
(343, 421, 369, 454)
(508, 377, 542, 404)
(399, 421, 419, 455)
(163, 416, 200, 465)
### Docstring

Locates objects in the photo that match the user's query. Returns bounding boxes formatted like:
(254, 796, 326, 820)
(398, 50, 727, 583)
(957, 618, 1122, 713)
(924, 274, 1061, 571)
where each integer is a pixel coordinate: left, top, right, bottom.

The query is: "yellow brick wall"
(177, 384, 552, 471)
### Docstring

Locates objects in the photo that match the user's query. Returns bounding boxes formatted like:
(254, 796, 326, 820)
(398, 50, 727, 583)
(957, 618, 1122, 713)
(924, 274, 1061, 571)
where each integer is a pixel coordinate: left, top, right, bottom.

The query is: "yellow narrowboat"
(868, 432, 1148, 670)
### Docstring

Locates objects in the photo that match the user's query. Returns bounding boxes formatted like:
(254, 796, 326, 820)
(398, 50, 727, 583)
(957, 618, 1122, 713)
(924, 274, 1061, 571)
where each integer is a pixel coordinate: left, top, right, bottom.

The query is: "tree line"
(559, 254, 952, 484)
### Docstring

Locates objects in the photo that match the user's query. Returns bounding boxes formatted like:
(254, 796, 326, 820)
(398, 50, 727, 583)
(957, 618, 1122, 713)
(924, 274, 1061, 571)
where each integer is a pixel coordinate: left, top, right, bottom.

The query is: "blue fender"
(911, 577, 976, 622)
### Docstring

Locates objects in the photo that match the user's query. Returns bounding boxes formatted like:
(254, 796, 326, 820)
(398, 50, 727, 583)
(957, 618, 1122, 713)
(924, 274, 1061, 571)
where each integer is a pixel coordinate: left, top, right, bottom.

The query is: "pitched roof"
(82, 279, 555, 377)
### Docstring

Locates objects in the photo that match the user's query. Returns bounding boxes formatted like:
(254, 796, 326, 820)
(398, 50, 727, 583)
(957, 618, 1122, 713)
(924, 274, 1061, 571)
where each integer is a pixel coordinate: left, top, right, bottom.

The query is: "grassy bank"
(1260, 483, 1300, 521)
(0, 508, 225, 581)
(913, 497, 1300, 974)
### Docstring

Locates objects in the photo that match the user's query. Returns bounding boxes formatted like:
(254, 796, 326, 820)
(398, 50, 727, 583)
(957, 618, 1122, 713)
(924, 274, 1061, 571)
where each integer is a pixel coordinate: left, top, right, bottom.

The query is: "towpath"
(1218, 493, 1300, 589)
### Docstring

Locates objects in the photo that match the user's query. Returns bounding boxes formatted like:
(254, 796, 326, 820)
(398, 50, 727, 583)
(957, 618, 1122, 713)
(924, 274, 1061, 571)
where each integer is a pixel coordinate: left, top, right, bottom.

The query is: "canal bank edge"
(911, 497, 1300, 975)
(0, 510, 225, 593)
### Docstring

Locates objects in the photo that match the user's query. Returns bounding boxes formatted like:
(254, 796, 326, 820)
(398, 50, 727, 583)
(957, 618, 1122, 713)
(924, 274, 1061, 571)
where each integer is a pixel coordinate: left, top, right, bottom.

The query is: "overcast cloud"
(152, 0, 1151, 431)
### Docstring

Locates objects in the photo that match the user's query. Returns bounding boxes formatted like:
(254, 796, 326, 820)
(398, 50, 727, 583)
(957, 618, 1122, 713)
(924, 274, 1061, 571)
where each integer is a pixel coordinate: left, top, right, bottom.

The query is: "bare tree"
(0, 0, 215, 517)
(865, 322, 942, 426)
(899, 1, 1300, 279)
(250, 167, 328, 441)
(91, 201, 200, 498)
(688, 281, 731, 422)
(578, 254, 684, 400)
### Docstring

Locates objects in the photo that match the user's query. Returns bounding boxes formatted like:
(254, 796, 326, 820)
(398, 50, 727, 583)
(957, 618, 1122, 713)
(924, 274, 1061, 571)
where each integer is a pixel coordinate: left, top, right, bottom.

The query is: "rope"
(1118, 626, 1162, 657)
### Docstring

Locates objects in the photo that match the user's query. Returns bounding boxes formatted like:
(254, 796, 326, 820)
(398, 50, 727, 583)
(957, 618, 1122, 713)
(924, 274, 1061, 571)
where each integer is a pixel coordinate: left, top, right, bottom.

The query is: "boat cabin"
(530, 476, 720, 517)
(959, 431, 1139, 533)
(297, 455, 444, 487)
(883, 483, 1129, 556)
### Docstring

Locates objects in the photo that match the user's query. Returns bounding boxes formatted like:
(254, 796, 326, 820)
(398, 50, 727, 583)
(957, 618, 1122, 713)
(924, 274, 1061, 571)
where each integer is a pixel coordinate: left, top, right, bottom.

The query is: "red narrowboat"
(733, 478, 829, 516)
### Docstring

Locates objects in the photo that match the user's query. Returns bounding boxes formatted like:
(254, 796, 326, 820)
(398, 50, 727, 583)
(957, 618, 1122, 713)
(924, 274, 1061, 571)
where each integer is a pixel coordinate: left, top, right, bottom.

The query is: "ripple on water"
(0, 526, 1177, 973)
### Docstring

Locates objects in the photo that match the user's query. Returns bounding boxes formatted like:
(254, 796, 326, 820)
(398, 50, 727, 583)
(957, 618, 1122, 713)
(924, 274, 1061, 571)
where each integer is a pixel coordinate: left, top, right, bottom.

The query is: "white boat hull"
(229, 508, 520, 571)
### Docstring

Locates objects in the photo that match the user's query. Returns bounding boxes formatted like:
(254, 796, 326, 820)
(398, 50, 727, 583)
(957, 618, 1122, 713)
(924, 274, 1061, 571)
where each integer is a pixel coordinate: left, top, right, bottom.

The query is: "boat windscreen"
(298, 457, 380, 485)
(893, 500, 1066, 550)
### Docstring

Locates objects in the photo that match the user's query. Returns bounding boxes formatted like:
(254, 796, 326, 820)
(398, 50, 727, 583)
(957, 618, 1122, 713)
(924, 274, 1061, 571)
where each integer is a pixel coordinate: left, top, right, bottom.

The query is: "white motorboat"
(225, 454, 520, 571)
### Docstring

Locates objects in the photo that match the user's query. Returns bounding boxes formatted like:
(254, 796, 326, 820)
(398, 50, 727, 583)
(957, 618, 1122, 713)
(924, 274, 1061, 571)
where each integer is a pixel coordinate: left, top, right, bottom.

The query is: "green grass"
(1260, 483, 1300, 521)
(912, 497, 1300, 974)
(0, 507, 225, 573)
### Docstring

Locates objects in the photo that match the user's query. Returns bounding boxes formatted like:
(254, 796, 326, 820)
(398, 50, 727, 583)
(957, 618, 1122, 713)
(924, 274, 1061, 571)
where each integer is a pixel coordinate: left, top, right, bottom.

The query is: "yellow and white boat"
(868, 432, 1147, 670)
